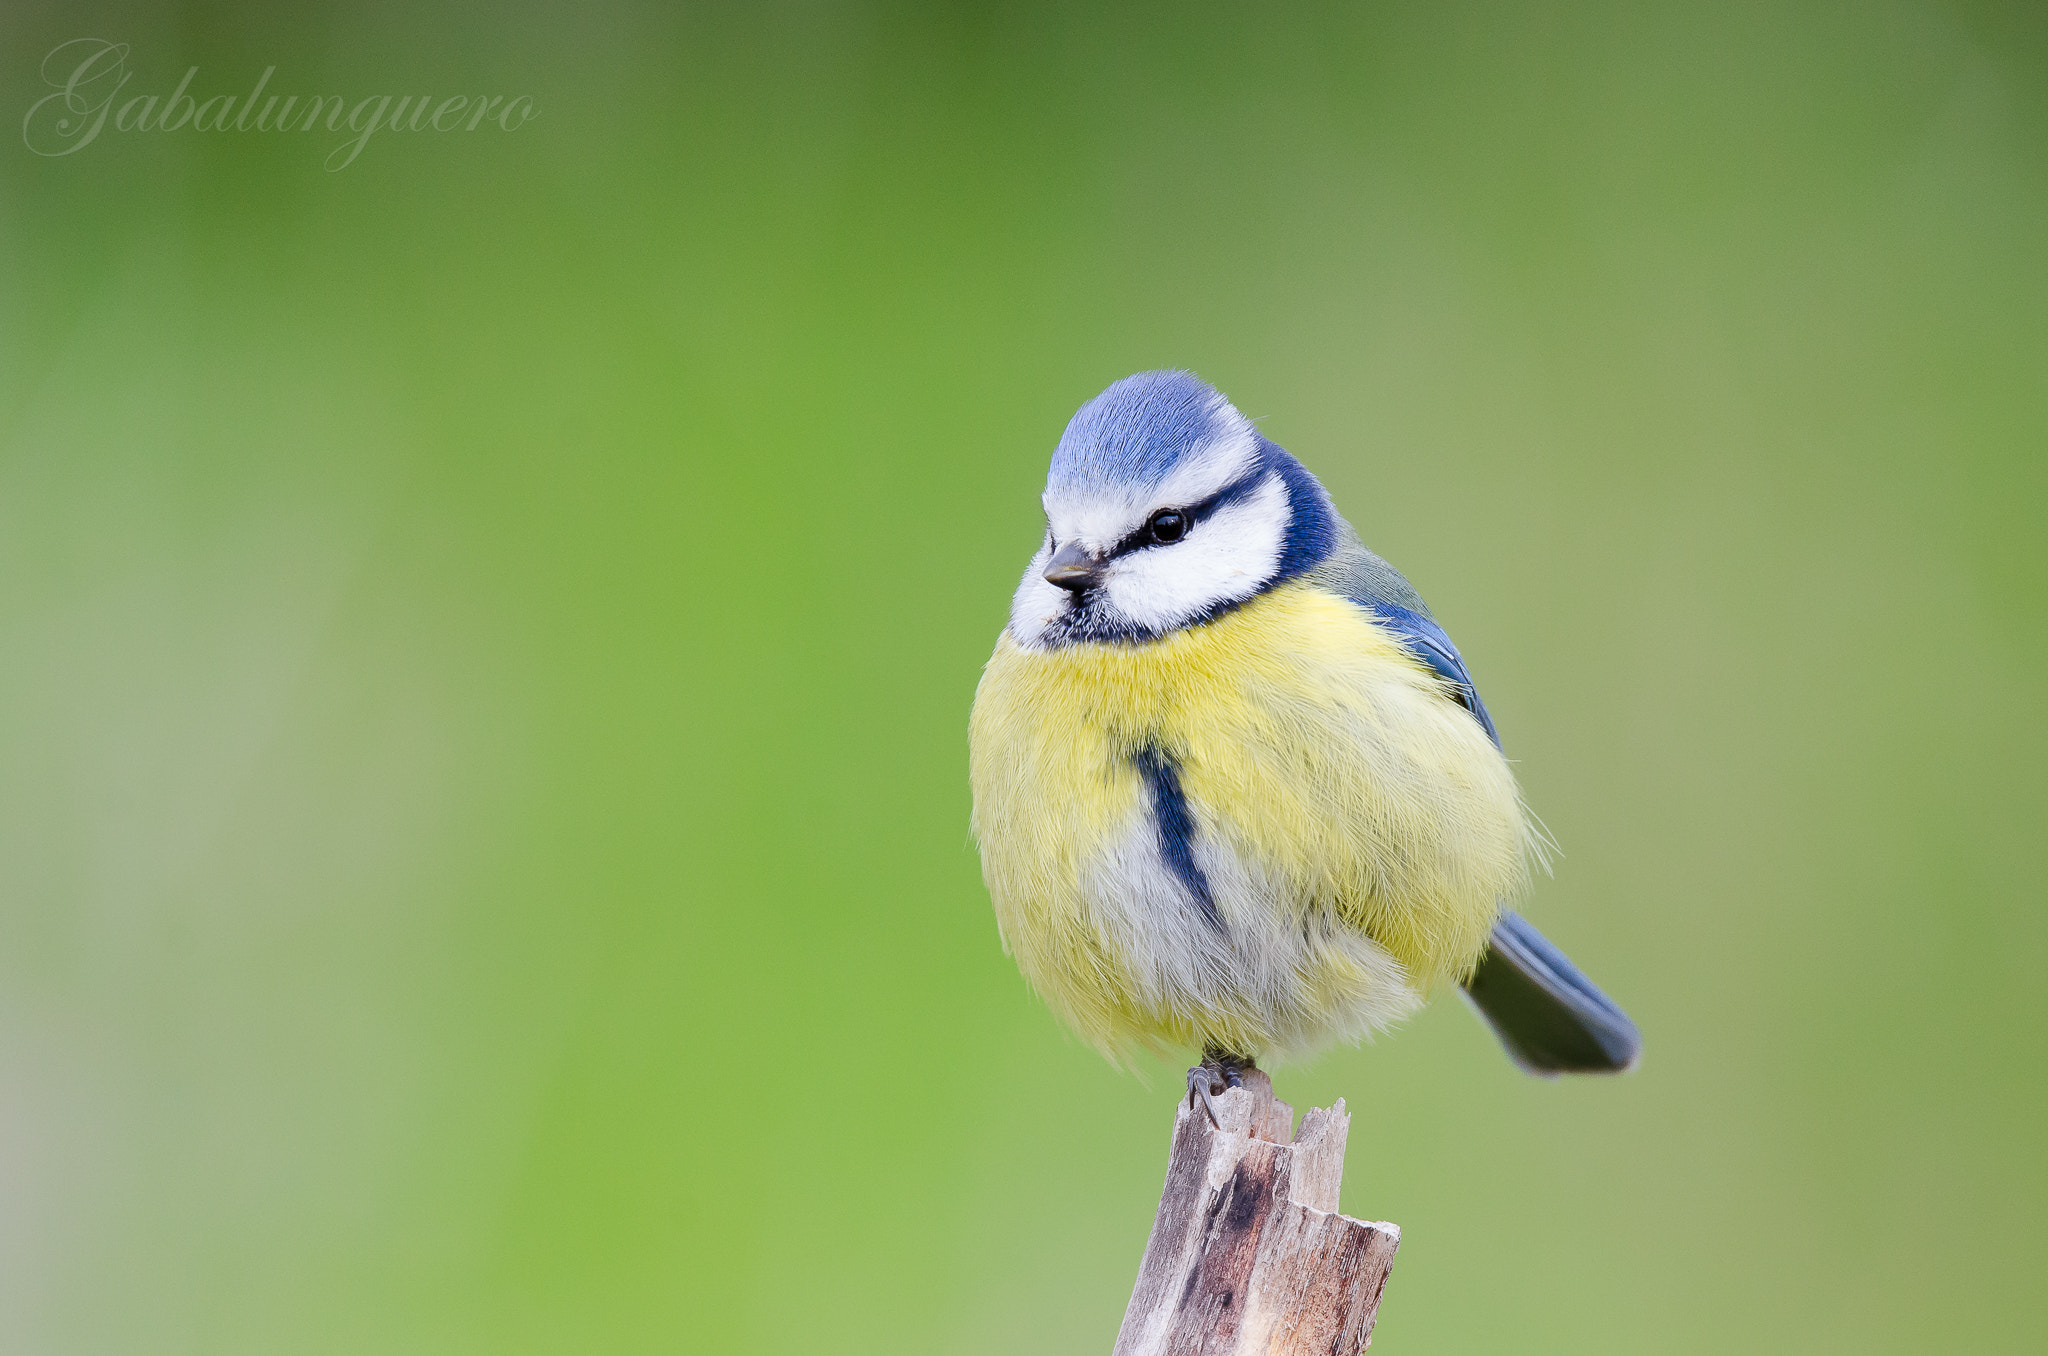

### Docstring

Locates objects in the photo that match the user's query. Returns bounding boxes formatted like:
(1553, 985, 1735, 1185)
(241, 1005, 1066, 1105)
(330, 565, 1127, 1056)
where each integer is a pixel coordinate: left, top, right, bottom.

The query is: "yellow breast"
(968, 581, 1534, 1061)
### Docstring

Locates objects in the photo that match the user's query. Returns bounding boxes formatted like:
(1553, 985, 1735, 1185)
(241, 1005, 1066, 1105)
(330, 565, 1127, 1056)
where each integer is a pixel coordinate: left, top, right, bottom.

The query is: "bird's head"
(1008, 371, 1339, 648)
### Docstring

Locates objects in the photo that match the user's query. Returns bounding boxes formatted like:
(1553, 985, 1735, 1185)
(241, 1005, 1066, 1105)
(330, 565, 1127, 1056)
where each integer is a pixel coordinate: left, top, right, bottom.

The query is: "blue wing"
(1365, 603, 1501, 749)
(1311, 541, 1501, 748)
(1312, 537, 1641, 1075)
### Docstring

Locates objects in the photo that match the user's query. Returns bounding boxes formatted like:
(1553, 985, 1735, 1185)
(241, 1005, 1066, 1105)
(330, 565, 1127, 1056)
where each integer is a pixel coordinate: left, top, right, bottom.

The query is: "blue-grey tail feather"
(1462, 911, 1642, 1075)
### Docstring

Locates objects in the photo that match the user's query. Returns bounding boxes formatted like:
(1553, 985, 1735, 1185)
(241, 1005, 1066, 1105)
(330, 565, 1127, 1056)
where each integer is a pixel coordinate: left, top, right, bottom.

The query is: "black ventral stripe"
(1130, 744, 1223, 934)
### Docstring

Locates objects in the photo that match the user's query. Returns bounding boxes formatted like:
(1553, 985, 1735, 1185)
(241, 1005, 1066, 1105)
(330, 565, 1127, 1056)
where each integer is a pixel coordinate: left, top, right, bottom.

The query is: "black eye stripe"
(1105, 467, 1269, 559)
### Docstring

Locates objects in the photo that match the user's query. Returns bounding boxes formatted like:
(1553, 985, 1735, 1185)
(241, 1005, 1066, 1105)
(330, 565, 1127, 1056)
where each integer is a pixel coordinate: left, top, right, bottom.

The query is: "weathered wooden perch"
(1114, 1071, 1400, 1355)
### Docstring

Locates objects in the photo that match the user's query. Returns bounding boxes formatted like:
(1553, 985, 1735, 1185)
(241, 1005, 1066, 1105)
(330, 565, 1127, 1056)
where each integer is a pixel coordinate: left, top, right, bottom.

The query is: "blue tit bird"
(968, 370, 1639, 1116)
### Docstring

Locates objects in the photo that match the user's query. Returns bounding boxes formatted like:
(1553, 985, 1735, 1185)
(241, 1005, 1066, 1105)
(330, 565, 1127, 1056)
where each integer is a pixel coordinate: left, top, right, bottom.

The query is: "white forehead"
(1041, 421, 1261, 549)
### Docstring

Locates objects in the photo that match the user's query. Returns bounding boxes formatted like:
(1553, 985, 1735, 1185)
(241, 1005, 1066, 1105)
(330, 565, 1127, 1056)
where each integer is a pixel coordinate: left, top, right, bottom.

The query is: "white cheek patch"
(1101, 475, 1288, 632)
(1007, 472, 1293, 647)
(1008, 536, 1074, 641)
(1043, 422, 1260, 553)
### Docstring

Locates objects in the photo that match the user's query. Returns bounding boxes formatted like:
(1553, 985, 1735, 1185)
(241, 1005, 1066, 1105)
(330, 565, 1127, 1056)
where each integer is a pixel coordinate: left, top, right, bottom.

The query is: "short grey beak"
(1042, 540, 1104, 594)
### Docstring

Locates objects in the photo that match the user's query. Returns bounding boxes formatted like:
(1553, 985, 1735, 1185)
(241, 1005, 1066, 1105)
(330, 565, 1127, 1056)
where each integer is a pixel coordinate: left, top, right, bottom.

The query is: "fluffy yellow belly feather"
(968, 581, 1533, 1062)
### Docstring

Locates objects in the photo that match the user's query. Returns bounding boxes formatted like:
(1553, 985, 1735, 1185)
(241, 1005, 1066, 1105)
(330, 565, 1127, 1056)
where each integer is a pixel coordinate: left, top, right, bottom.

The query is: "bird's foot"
(1184, 1052, 1255, 1129)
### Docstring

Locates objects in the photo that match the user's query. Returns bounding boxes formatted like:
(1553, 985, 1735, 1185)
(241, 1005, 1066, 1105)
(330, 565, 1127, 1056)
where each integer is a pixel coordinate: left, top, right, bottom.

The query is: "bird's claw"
(1186, 1063, 1226, 1128)
(1184, 1058, 1249, 1129)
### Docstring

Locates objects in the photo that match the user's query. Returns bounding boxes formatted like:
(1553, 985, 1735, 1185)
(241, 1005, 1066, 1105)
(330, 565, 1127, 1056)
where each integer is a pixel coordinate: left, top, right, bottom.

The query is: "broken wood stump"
(1113, 1071, 1400, 1355)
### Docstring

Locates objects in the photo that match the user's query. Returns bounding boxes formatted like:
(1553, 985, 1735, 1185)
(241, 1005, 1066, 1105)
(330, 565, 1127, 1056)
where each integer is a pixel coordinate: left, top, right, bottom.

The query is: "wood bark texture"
(1113, 1072, 1399, 1356)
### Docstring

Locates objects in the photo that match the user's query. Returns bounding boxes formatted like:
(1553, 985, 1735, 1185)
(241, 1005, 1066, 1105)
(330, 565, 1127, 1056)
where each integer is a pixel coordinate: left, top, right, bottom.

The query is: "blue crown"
(1047, 370, 1243, 492)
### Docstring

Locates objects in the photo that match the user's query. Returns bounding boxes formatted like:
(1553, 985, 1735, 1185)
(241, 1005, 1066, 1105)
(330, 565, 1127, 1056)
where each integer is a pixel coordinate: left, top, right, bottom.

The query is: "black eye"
(1148, 509, 1187, 543)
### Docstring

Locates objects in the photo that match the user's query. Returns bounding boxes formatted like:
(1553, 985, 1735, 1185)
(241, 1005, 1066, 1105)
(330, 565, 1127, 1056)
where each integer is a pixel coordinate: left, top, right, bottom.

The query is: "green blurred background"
(3, 2, 2045, 1351)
